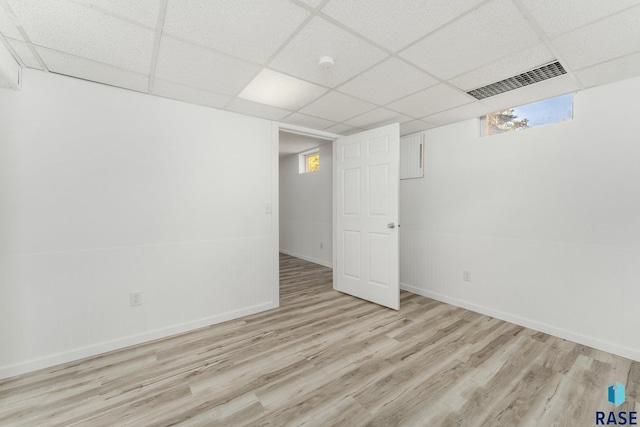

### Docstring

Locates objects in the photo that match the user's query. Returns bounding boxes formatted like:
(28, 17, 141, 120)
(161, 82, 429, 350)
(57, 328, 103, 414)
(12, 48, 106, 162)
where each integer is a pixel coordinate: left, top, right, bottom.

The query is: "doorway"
(275, 123, 400, 310)
(278, 129, 334, 266)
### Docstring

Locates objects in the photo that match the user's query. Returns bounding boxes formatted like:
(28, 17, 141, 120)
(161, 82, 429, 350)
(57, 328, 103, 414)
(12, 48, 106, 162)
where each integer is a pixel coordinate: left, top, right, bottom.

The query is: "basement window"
(299, 149, 320, 174)
(480, 93, 573, 136)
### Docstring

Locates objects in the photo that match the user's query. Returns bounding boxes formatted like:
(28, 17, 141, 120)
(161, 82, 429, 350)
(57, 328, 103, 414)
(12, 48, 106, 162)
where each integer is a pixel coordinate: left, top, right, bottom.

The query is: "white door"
(334, 123, 400, 310)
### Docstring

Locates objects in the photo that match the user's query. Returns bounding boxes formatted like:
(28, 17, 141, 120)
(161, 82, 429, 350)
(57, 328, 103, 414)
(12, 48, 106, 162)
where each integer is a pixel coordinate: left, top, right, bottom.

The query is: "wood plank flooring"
(1, 253, 638, 426)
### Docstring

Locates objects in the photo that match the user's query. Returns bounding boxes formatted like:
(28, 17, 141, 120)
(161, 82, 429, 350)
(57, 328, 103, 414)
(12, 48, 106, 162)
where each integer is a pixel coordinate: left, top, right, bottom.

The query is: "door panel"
(334, 123, 399, 310)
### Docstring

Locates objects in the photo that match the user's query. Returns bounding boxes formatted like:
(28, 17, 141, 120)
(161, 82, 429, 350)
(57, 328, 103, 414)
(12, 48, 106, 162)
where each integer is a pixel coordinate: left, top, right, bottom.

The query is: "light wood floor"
(1, 253, 638, 426)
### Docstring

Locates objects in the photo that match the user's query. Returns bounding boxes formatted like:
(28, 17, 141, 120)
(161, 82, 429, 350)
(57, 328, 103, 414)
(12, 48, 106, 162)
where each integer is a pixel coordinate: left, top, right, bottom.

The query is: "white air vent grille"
(467, 61, 566, 100)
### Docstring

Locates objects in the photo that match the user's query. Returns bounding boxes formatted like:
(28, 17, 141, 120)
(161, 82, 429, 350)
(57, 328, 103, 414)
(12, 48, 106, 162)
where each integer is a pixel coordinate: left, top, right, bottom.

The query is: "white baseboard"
(0, 300, 278, 380)
(279, 249, 332, 268)
(401, 283, 640, 362)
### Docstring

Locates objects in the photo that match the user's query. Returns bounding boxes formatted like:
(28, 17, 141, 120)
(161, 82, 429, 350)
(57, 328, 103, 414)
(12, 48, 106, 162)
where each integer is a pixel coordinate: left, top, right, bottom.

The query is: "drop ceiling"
(1, 0, 639, 136)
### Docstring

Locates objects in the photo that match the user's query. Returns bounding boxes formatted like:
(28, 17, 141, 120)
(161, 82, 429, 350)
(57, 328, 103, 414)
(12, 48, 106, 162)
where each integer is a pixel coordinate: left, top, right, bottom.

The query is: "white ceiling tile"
(424, 101, 494, 126)
(71, 0, 162, 28)
(153, 78, 231, 109)
(300, 91, 376, 122)
(400, 0, 541, 79)
(345, 107, 411, 129)
(324, 123, 363, 135)
(321, 0, 485, 51)
(338, 58, 438, 105)
(574, 52, 640, 88)
(238, 69, 327, 110)
(0, 4, 23, 40)
(449, 43, 556, 91)
(226, 97, 291, 121)
(0, 71, 13, 88)
(521, 0, 640, 38)
(482, 75, 581, 112)
(36, 47, 149, 92)
(551, 6, 640, 71)
(297, 0, 323, 8)
(269, 16, 388, 87)
(7, 39, 43, 69)
(155, 36, 260, 96)
(7, 0, 156, 73)
(283, 113, 336, 130)
(400, 120, 437, 136)
(387, 84, 474, 118)
(163, 0, 309, 63)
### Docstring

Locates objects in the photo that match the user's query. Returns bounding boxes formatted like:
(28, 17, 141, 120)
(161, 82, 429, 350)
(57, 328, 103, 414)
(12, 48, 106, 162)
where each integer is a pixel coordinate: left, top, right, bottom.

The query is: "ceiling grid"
(0, 0, 638, 134)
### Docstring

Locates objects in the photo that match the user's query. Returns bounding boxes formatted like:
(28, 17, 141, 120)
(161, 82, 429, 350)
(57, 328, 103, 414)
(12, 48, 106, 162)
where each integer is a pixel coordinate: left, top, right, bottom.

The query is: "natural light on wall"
(480, 94, 574, 136)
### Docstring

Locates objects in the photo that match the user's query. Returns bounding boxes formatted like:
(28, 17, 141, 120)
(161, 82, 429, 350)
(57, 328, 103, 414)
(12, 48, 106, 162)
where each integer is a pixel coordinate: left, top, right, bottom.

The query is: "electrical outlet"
(130, 291, 142, 306)
(320, 242, 323, 249)
(463, 271, 471, 282)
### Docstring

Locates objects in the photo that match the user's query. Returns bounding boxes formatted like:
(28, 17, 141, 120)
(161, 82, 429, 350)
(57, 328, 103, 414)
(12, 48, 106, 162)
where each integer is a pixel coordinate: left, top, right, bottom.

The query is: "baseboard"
(401, 283, 640, 362)
(0, 300, 278, 380)
(279, 249, 332, 268)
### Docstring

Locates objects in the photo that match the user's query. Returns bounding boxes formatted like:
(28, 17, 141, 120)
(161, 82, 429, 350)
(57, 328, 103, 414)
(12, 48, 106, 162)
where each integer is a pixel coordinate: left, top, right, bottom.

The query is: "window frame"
(298, 148, 320, 174)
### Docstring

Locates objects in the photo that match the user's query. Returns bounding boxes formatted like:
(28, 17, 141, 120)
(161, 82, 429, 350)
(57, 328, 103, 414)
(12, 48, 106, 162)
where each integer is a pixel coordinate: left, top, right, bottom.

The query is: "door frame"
(273, 122, 339, 306)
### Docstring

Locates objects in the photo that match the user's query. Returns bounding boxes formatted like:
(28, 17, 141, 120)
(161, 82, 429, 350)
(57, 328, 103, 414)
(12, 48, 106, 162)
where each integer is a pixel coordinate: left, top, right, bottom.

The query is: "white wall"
(0, 69, 279, 379)
(400, 75, 640, 361)
(279, 142, 332, 267)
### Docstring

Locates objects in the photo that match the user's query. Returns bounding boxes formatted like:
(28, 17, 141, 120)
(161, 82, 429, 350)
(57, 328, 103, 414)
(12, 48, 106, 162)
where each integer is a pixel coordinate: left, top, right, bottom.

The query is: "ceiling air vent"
(466, 61, 567, 100)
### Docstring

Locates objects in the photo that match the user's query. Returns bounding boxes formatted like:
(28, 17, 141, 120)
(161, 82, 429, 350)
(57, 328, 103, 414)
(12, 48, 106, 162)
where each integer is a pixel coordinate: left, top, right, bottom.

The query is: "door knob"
(387, 223, 395, 229)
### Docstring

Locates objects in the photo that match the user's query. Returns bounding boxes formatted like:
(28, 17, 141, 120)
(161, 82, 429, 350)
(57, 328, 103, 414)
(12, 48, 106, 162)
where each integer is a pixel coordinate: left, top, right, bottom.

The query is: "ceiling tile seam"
(0, 34, 24, 67)
(573, 48, 640, 72)
(281, 111, 335, 124)
(511, 0, 584, 90)
(311, 12, 395, 56)
(331, 55, 395, 91)
(387, 55, 447, 87)
(161, 34, 265, 68)
(345, 108, 414, 126)
(152, 77, 242, 100)
(263, 9, 315, 65)
(0, 35, 20, 89)
(296, 1, 460, 92)
(45, 70, 149, 94)
(441, 40, 541, 85)
(308, 10, 449, 87)
(419, 100, 481, 121)
(375, 82, 476, 116)
(222, 8, 317, 110)
(383, 107, 422, 121)
(394, 0, 495, 56)
(547, 4, 640, 40)
(65, 0, 157, 31)
(286, 87, 389, 121)
(30, 43, 149, 78)
(147, 91, 225, 111)
(147, 0, 169, 94)
(336, 104, 384, 124)
(571, 48, 640, 88)
(290, 0, 330, 12)
(0, 0, 49, 72)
